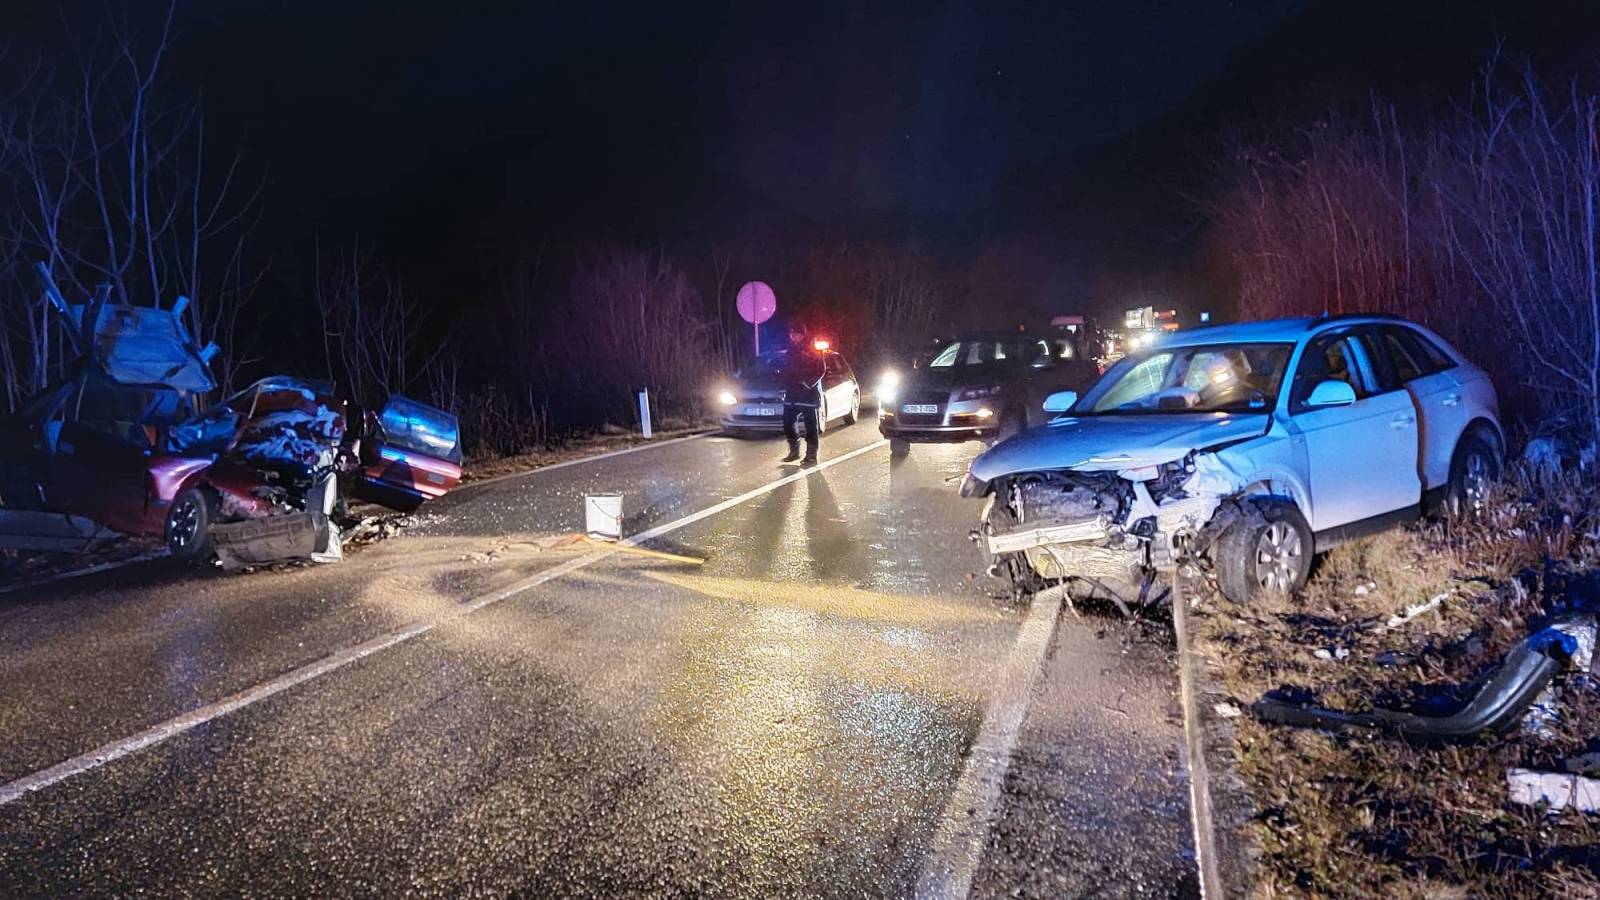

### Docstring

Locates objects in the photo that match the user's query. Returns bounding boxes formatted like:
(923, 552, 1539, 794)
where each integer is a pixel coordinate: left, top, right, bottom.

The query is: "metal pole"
(753, 320, 760, 357)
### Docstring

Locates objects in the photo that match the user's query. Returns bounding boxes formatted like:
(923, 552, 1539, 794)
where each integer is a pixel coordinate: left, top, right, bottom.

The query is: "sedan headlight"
(875, 370, 901, 404)
(957, 384, 1004, 401)
(717, 390, 738, 406)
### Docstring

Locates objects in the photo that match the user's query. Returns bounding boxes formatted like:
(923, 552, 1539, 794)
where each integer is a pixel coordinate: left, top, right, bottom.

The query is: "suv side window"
(1290, 333, 1369, 412)
(1386, 326, 1454, 377)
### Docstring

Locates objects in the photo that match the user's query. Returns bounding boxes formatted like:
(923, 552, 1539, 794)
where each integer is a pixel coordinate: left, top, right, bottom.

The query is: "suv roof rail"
(1305, 312, 1409, 330)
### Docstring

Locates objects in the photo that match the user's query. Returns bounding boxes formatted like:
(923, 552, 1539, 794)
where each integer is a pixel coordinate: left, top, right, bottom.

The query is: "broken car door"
(1283, 331, 1422, 531)
(1370, 324, 1471, 492)
(49, 375, 163, 534)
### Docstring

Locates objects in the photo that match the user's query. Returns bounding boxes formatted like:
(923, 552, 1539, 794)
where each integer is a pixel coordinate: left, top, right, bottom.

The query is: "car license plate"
(743, 405, 779, 416)
(903, 404, 938, 414)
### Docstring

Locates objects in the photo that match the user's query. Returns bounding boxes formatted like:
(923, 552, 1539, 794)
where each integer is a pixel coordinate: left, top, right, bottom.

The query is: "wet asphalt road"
(0, 416, 1192, 897)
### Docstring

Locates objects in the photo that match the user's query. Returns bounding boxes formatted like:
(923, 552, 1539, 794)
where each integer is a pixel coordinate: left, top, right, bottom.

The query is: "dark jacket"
(779, 349, 825, 407)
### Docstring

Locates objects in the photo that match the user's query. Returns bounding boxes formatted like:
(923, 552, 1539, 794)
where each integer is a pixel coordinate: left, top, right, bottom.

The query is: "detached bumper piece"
(1251, 623, 1580, 743)
(209, 512, 340, 570)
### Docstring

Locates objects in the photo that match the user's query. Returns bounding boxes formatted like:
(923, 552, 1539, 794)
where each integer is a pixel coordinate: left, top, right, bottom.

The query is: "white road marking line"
(914, 586, 1063, 900)
(0, 439, 889, 807)
(450, 431, 714, 493)
(0, 433, 716, 598)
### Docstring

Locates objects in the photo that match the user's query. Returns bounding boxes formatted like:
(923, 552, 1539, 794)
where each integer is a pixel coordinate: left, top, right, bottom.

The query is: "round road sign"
(735, 281, 777, 325)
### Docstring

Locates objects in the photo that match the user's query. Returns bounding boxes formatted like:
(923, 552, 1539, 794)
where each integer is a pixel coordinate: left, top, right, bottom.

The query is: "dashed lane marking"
(0, 439, 888, 807)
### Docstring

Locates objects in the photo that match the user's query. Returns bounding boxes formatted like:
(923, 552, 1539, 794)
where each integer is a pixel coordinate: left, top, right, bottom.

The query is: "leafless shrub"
(313, 238, 443, 402)
(1209, 60, 1600, 444)
(549, 244, 715, 425)
(0, 6, 262, 403)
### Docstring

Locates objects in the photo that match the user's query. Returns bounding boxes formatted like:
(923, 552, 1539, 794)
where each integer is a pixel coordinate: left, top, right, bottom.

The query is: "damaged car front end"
(965, 315, 1505, 610)
(0, 272, 463, 570)
(965, 406, 1274, 611)
(163, 377, 464, 569)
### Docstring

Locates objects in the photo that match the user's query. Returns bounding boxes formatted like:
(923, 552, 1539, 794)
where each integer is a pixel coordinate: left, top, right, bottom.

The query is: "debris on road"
(1385, 590, 1449, 629)
(1213, 701, 1243, 719)
(1507, 768, 1600, 813)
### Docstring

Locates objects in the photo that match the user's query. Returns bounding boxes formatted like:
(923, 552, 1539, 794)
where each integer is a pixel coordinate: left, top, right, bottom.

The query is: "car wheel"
(166, 487, 218, 563)
(890, 437, 910, 457)
(815, 398, 828, 435)
(843, 390, 860, 425)
(1215, 499, 1312, 603)
(1445, 432, 1500, 518)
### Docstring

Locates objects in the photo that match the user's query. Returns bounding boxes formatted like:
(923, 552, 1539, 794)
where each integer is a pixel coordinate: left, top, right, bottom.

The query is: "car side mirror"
(1043, 390, 1078, 413)
(1306, 379, 1357, 408)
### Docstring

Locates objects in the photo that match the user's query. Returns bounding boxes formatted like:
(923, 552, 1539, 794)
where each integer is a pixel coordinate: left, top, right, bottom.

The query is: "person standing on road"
(780, 323, 825, 465)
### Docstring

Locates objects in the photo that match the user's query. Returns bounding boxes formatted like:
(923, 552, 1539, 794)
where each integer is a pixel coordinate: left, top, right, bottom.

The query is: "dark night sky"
(67, 0, 1294, 247)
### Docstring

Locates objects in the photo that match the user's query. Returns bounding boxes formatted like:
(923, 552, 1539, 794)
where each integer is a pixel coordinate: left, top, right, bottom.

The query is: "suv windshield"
(1084, 342, 1293, 414)
(928, 338, 1033, 368)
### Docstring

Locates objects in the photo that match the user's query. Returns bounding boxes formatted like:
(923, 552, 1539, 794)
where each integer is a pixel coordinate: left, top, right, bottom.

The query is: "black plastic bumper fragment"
(1251, 624, 1579, 743)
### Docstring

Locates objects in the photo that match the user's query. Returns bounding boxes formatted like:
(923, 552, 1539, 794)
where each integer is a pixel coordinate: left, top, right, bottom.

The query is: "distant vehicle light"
(717, 390, 738, 406)
(812, 338, 831, 351)
(976, 407, 994, 419)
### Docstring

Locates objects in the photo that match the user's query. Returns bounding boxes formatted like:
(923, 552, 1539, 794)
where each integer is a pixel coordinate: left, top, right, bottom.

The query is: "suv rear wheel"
(1444, 432, 1499, 518)
(1215, 499, 1312, 603)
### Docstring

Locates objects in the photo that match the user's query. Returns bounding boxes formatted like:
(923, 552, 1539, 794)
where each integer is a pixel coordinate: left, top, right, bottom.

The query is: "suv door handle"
(1441, 393, 1461, 407)
(1389, 413, 1415, 429)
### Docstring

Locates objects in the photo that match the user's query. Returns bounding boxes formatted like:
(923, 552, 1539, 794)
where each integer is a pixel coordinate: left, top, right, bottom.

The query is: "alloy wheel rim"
(1462, 453, 1491, 510)
(1254, 521, 1303, 592)
(170, 498, 199, 549)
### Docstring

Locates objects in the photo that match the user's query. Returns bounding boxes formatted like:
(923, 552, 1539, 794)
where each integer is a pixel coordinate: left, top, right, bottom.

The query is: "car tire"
(843, 390, 860, 425)
(166, 486, 218, 563)
(1444, 431, 1500, 518)
(890, 437, 910, 457)
(1214, 499, 1312, 603)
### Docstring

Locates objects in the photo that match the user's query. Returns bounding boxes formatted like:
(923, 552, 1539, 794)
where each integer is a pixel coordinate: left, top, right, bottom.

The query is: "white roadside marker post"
(638, 389, 653, 438)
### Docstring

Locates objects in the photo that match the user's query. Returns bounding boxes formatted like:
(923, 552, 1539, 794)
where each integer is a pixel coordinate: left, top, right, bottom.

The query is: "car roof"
(1151, 315, 1418, 349)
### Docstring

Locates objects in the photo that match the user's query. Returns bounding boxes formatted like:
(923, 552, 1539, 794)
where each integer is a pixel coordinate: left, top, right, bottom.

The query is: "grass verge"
(1193, 463, 1600, 897)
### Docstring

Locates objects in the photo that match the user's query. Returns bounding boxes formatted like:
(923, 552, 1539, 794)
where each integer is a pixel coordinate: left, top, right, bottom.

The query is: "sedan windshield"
(928, 339, 1033, 368)
(1084, 342, 1293, 414)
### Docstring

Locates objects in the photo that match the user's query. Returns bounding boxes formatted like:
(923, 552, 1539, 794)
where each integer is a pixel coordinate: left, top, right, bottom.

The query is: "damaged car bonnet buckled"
(964, 316, 1503, 609)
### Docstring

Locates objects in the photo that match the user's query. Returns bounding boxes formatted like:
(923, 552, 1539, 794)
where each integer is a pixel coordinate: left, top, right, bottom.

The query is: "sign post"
(735, 281, 777, 357)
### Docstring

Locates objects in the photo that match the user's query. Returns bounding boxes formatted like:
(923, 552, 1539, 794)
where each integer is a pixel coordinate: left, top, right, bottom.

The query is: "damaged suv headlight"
(1123, 456, 1196, 501)
(959, 470, 989, 498)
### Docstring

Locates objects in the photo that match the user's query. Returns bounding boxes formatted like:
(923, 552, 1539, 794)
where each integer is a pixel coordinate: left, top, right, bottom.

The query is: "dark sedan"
(877, 333, 1097, 455)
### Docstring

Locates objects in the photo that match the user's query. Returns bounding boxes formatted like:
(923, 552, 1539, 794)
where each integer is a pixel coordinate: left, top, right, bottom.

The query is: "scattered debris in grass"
(1192, 462, 1600, 896)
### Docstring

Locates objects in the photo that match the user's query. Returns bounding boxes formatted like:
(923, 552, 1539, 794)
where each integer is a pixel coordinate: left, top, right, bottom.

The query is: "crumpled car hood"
(970, 412, 1268, 480)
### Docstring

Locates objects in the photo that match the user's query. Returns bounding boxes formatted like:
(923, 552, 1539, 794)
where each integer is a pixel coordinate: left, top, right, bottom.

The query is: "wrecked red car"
(0, 294, 462, 569)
